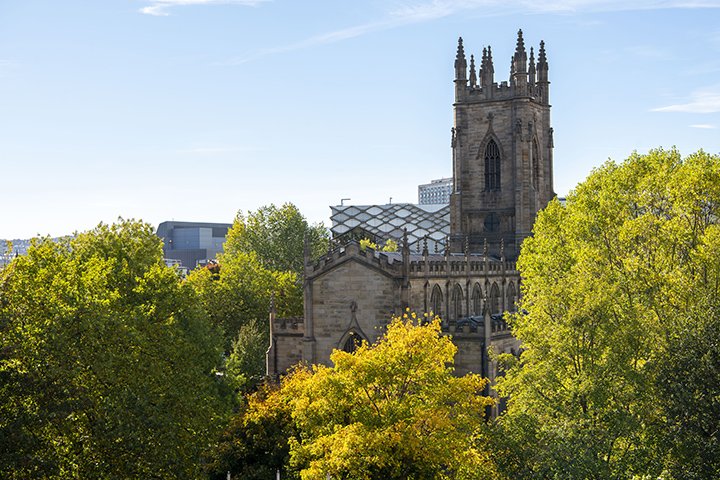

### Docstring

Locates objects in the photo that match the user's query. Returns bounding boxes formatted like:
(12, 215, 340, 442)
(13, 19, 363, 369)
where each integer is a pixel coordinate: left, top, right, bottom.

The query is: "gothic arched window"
(532, 139, 540, 190)
(506, 282, 517, 312)
(471, 283, 483, 316)
(484, 140, 501, 191)
(430, 284, 444, 320)
(450, 284, 463, 320)
(489, 283, 500, 315)
(342, 332, 363, 353)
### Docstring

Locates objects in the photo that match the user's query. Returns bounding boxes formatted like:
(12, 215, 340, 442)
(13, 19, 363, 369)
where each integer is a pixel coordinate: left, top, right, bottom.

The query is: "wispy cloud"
(652, 87, 720, 113)
(387, 0, 720, 17)
(690, 124, 717, 128)
(217, 0, 720, 64)
(218, 19, 405, 65)
(139, 0, 269, 17)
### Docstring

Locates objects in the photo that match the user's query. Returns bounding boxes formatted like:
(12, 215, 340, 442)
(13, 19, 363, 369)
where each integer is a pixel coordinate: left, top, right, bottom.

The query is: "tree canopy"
(494, 149, 720, 479)
(187, 203, 328, 393)
(208, 312, 498, 480)
(223, 203, 328, 276)
(0, 220, 230, 479)
(186, 249, 300, 351)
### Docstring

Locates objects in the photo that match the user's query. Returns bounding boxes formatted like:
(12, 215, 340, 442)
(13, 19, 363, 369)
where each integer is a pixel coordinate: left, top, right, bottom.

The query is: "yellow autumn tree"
(207, 312, 499, 480)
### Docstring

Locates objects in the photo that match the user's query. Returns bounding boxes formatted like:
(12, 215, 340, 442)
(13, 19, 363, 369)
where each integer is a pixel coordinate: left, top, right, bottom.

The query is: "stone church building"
(267, 31, 555, 389)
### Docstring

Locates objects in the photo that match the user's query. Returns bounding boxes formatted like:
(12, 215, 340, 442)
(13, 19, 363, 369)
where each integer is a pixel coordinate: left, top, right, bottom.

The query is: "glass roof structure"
(330, 203, 450, 252)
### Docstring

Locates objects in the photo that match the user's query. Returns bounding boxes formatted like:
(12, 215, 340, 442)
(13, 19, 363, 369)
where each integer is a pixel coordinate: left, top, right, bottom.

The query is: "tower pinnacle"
(454, 37, 467, 84)
(481, 46, 494, 87)
(512, 28, 528, 88)
(454, 36, 468, 99)
(536, 40, 549, 102)
(515, 29, 525, 55)
(538, 40, 547, 64)
(469, 54, 477, 87)
(529, 46, 536, 85)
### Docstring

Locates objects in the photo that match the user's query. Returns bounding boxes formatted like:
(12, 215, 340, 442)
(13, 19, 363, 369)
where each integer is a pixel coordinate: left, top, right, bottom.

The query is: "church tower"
(449, 31, 554, 259)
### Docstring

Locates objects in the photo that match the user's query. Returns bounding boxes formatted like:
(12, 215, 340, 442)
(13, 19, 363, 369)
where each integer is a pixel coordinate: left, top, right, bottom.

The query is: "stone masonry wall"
(307, 258, 401, 366)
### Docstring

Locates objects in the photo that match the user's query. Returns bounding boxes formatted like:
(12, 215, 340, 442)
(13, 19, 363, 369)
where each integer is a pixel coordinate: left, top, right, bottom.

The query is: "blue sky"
(1, 0, 719, 239)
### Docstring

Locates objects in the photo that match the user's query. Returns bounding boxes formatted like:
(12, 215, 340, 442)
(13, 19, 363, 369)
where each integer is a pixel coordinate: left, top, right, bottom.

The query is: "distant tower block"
(418, 177, 453, 205)
(450, 30, 555, 259)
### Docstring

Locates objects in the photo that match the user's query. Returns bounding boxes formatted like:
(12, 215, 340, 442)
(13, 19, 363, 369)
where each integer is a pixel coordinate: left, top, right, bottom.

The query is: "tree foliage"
(188, 203, 327, 393)
(225, 318, 270, 392)
(186, 250, 300, 351)
(210, 312, 498, 480)
(206, 381, 297, 480)
(359, 237, 398, 252)
(494, 149, 720, 479)
(0, 220, 230, 479)
(223, 203, 328, 276)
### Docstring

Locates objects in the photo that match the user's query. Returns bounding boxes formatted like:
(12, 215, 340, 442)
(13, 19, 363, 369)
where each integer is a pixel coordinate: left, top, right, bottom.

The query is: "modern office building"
(156, 221, 232, 269)
(418, 177, 453, 205)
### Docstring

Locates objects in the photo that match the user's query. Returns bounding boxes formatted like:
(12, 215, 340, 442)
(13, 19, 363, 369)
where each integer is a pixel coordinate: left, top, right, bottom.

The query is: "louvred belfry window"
(485, 140, 501, 191)
(532, 139, 540, 189)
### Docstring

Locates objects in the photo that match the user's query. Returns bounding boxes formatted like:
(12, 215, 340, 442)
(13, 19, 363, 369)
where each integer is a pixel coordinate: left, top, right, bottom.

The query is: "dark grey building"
(156, 221, 232, 269)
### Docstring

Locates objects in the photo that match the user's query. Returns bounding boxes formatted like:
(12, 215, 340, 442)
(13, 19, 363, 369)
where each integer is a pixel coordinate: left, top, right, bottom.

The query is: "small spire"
(454, 36, 467, 83)
(464, 235, 469, 255)
(481, 46, 494, 87)
(528, 46, 536, 85)
(483, 238, 488, 257)
(512, 28, 527, 80)
(402, 228, 409, 254)
(469, 54, 477, 87)
(423, 236, 429, 256)
(538, 40, 547, 64)
(537, 40, 549, 89)
(500, 238, 505, 260)
(515, 29, 525, 54)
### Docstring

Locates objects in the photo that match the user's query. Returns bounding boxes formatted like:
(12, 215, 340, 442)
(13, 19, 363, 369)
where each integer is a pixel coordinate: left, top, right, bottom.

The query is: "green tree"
(494, 149, 720, 478)
(205, 381, 298, 480)
(224, 203, 329, 275)
(186, 250, 299, 351)
(0, 220, 230, 479)
(359, 237, 398, 252)
(225, 318, 270, 392)
(188, 203, 326, 391)
(211, 312, 498, 480)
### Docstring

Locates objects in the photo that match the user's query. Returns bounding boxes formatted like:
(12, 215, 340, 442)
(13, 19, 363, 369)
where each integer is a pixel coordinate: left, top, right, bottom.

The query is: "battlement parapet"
(443, 316, 484, 335)
(272, 316, 305, 335)
(460, 82, 546, 104)
(307, 241, 403, 277)
(407, 255, 517, 276)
